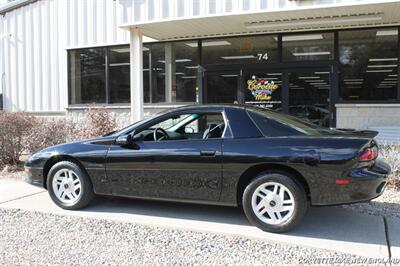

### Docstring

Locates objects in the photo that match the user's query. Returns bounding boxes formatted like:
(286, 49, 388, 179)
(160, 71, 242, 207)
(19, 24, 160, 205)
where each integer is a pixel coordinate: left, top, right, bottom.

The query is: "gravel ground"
(0, 170, 399, 265)
(0, 208, 370, 266)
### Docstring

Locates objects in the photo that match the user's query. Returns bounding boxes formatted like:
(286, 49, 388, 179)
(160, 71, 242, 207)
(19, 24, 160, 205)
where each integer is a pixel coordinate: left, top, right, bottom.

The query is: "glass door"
(204, 70, 240, 103)
(288, 69, 331, 127)
(243, 71, 283, 111)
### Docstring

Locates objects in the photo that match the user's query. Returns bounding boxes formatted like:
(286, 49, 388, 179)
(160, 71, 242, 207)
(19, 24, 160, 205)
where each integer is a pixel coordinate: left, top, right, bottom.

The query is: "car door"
(105, 110, 225, 202)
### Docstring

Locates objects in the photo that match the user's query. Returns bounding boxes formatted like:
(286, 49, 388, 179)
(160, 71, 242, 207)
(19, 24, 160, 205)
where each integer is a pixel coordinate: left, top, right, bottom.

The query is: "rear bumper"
(313, 159, 391, 206)
(25, 166, 45, 188)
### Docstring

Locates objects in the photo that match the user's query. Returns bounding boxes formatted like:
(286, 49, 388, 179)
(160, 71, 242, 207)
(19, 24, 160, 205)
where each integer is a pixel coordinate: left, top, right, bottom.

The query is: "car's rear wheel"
(242, 172, 308, 233)
(47, 161, 94, 210)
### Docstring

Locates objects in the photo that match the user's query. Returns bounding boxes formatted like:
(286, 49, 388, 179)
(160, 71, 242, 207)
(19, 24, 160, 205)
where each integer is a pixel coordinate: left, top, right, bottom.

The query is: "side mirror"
(115, 134, 132, 146)
(184, 127, 194, 134)
(116, 130, 144, 147)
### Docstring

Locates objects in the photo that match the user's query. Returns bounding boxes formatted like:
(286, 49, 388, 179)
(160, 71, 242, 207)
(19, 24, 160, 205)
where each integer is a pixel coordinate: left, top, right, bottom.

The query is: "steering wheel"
(153, 128, 169, 141)
(203, 123, 225, 139)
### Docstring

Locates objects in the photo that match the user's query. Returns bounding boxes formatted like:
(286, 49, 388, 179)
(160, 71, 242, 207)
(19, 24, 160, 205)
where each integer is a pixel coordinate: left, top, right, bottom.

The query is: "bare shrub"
(0, 112, 36, 167)
(379, 144, 400, 190)
(86, 106, 118, 137)
(24, 107, 117, 152)
(0, 107, 118, 171)
(71, 106, 117, 140)
(25, 118, 75, 153)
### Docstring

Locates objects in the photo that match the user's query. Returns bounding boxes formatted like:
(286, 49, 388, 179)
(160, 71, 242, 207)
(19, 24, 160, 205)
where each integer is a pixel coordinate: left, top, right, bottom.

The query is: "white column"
(130, 28, 144, 123)
(164, 43, 176, 102)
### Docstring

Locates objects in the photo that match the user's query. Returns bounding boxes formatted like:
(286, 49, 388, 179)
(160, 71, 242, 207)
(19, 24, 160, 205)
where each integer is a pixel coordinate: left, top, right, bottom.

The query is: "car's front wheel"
(242, 172, 308, 233)
(47, 161, 95, 210)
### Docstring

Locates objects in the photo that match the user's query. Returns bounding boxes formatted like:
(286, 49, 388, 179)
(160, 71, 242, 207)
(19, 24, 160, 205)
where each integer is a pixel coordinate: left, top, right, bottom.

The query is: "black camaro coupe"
(25, 105, 391, 232)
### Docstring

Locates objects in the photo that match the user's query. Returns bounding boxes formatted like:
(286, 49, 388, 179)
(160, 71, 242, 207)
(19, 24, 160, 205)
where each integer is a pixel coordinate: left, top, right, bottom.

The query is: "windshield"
(246, 105, 338, 136)
(106, 109, 172, 137)
(149, 114, 194, 131)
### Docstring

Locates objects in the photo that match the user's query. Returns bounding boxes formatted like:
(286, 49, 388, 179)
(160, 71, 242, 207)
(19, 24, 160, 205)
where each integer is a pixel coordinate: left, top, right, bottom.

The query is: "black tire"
(47, 161, 95, 210)
(242, 171, 308, 233)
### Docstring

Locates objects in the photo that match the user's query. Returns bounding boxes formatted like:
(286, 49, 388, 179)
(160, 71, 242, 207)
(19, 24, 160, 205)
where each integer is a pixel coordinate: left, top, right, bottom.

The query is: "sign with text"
(247, 76, 279, 101)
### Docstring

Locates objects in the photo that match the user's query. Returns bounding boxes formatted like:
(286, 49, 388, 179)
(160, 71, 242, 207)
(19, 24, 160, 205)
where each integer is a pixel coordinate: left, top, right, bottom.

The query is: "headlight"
(26, 151, 53, 163)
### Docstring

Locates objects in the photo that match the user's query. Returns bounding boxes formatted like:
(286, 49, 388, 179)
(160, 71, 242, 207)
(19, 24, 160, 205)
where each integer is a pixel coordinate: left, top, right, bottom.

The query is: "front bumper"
(313, 159, 391, 206)
(25, 166, 45, 188)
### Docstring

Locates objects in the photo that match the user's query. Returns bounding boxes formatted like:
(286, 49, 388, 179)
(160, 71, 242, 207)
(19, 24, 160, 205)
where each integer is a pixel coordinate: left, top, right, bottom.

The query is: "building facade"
(1, 0, 400, 133)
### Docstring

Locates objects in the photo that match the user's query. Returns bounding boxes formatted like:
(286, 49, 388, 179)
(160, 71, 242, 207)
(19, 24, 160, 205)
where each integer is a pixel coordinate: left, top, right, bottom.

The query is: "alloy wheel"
(52, 168, 82, 204)
(251, 181, 295, 225)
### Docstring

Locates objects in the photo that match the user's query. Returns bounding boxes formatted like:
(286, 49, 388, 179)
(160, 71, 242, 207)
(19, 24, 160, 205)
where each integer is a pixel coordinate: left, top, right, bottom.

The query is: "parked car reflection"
(275, 105, 330, 127)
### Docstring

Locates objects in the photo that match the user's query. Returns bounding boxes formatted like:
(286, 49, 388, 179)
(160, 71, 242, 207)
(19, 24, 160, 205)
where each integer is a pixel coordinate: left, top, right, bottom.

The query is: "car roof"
(164, 104, 248, 113)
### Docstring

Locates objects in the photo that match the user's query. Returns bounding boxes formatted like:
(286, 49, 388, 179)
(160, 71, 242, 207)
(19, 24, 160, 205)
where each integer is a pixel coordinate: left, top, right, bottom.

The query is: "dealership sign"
(247, 76, 279, 101)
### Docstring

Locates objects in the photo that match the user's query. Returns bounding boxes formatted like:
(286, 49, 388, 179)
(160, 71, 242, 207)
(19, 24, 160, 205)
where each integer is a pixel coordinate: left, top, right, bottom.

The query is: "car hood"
(32, 136, 116, 155)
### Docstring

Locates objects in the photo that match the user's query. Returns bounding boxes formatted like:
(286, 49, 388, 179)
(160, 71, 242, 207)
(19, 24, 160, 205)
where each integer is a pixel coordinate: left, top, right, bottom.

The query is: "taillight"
(359, 146, 378, 161)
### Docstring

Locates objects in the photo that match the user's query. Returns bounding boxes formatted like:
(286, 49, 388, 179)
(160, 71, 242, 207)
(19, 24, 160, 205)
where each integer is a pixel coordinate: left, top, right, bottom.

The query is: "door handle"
(200, 150, 216, 157)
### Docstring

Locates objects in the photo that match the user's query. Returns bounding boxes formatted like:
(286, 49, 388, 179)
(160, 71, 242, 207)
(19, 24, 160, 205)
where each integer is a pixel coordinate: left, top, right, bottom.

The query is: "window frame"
(67, 47, 108, 105)
(67, 44, 129, 105)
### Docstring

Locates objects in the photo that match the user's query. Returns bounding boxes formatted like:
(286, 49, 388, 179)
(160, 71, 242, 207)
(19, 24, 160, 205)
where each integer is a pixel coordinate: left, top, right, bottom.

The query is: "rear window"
(247, 106, 336, 137)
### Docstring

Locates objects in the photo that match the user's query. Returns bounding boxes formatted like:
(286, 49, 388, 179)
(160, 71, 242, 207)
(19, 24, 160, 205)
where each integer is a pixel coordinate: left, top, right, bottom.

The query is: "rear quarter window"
(247, 110, 304, 137)
(225, 107, 263, 138)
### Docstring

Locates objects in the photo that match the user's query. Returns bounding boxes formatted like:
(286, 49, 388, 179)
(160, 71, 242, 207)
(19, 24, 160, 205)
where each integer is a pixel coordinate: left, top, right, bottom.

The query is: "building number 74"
(257, 53, 268, 61)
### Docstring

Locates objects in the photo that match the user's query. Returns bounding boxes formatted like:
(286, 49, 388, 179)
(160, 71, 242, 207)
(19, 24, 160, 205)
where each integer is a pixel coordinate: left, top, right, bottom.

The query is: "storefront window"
(69, 45, 153, 105)
(69, 28, 400, 107)
(175, 42, 197, 102)
(69, 48, 106, 104)
(150, 41, 198, 103)
(202, 36, 278, 65)
(143, 46, 150, 103)
(283, 33, 334, 61)
(150, 43, 166, 103)
(289, 70, 330, 127)
(205, 71, 239, 103)
(339, 28, 398, 101)
(109, 46, 130, 103)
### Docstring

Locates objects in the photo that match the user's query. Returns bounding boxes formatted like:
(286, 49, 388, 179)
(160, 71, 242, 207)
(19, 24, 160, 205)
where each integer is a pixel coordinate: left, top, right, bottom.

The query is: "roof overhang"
(120, 1, 400, 41)
(0, 0, 37, 15)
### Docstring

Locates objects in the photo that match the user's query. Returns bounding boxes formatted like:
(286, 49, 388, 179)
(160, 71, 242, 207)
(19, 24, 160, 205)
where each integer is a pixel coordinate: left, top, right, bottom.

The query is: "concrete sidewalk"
(0, 179, 44, 203)
(0, 179, 398, 260)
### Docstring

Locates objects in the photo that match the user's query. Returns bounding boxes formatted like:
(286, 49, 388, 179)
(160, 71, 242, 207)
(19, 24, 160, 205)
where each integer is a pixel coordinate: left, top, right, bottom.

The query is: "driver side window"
(134, 112, 225, 142)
